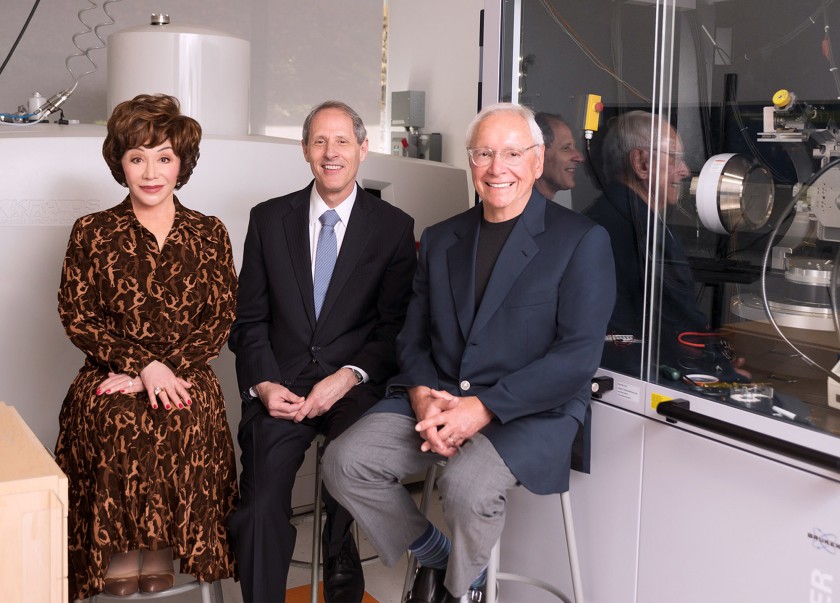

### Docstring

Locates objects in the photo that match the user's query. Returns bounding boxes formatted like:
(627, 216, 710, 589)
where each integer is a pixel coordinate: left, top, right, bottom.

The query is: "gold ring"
(154, 387, 163, 395)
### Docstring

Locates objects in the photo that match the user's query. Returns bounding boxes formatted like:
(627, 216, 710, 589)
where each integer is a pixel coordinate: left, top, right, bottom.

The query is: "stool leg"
(401, 463, 440, 601)
(486, 538, 500, 603)
(561, 491, 584, 603)
(200, 581, 212, 603)
(402, 552, 418, 602)
(312, 441, 325, 603)
(213, 579, 225, 602)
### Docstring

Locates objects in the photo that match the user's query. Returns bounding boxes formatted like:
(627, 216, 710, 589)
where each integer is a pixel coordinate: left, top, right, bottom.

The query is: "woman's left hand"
(96, 372, 144, 396)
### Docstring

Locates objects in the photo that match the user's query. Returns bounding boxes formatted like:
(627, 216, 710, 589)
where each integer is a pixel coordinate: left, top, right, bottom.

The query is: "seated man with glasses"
(584, 110, 748, 379)
(322, 102, 615, 603)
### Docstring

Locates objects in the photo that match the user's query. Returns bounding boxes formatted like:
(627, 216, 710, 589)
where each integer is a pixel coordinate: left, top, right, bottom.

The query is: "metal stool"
(289, 434, 328, 603)
(92, 574, 224, 603)
(291, 434, 375, 603)
(486, 489, 583, 603)
(403, 463, 584, 602)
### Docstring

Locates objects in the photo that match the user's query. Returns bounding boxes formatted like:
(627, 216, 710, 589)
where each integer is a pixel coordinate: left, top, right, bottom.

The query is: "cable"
(699, 23, 732, 66)
(759, 157, 840, 383)
(1, 0, 124, 125)
(0, 0, 41, 76)
(821, 3, 840, 99)
(688, 15, 713, 157)
(0, 111, 37, 120)
(610, 2, 627, 110)
(536, 0, 651, 103)
(65, 0, 119, 86)
(830, 245, 840, 344)
(678, 331, 721, 349)
(584, 138, 606, 192)
(745, 0, 836, 60)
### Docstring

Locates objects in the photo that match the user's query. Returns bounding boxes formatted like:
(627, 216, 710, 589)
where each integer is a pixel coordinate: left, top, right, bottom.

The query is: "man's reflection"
(534, 112, 584, 199)
(585, 110, 747, 381)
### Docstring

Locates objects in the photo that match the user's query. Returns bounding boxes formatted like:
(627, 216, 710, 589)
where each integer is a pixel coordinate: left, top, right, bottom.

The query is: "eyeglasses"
(635, 147, 686, 164)
(467, 144, 539, 167)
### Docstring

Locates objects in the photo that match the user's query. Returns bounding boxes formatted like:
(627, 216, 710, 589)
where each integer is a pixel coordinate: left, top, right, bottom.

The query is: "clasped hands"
(96, 360, 192, 410)
(409, 386, 493, 458)
(255, 367, 358, 422)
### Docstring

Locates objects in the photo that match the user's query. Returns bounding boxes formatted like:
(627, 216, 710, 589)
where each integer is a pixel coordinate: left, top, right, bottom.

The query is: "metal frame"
(92, 579, 223, 603)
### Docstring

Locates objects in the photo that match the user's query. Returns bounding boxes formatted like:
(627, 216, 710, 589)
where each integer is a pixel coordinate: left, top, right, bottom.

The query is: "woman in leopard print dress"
(54, 94, 238, 601)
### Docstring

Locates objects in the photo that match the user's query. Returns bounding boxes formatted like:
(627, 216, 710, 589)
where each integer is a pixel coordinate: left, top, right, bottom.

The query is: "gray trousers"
(322, 412, 519, 597)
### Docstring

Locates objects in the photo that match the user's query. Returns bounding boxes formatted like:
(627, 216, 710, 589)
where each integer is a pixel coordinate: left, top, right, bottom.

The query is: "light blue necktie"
(313, 209, 339, 319)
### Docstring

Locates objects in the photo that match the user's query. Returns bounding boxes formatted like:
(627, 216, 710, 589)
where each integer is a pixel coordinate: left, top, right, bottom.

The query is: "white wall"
(0, 0, 252, 125)
(1, 1, 481, 171)
(0, 0, 483, 163)
(0, 0, 385, 143)
(387, 0, 484, 205)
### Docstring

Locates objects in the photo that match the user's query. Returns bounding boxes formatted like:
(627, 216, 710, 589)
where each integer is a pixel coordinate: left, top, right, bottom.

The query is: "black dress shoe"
(323, 534, 365, 603)
(444, 585, 485, 602)
(406, 565, 447, 603)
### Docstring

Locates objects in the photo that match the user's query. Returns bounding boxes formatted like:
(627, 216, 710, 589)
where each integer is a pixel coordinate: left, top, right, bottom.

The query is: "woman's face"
(121, 139, 181, 211)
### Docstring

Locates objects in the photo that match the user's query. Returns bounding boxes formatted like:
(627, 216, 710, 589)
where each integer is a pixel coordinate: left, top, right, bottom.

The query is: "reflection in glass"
(503, 0, 840, 439)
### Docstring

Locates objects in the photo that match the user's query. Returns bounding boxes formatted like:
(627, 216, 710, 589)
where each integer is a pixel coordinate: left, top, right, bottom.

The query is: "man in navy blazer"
(228, 101, 417, 603)
(323, 103, 616, 603)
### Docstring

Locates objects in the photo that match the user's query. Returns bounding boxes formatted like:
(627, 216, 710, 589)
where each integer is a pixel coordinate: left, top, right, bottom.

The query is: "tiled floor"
(87, 485, 439, 603)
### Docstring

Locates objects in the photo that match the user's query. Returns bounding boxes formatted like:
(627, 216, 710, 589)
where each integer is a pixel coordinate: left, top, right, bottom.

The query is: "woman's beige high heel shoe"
(139, 547, 176, 593)
(103, 550, 140, 596)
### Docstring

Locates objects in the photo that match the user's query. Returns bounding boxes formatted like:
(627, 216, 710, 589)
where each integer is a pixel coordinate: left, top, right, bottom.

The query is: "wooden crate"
(0, 401, 68, 603)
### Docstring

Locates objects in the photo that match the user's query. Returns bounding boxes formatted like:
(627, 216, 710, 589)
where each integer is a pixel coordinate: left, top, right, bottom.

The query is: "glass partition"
(498, 0, 840, 440)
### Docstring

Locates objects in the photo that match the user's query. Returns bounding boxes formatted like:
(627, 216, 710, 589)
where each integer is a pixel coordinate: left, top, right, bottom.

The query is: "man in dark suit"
(228, 100, 417, 603)
(322, 103, 616, 603)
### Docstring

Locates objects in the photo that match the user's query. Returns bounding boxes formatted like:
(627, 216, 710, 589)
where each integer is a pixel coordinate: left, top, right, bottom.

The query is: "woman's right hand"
(140, 360, 192, 410)
(96, 372, 144, 396)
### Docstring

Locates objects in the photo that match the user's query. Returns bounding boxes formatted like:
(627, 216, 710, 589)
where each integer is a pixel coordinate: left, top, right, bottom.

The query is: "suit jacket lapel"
(447, 207, 481, 340)
(284, 186, 316, 330)
(470, 192, 545, 337)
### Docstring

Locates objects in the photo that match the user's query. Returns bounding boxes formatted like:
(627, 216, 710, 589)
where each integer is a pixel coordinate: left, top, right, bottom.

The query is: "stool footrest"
(92, 579, 221, 601)
(494, 572, 573, 603)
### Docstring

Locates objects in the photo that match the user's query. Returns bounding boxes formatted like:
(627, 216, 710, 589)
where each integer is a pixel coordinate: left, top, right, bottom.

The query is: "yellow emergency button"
(772, 89, 791, 109)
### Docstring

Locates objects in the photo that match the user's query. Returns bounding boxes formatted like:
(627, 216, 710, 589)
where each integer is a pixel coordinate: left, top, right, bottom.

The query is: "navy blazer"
(229, 182, 417, 398)
(374, 190, 616, 494)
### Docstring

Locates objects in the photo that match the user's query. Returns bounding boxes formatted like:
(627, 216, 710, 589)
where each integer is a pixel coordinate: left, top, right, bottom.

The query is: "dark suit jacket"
(373, 190, 616, 494)
(228, 182, 417, 399)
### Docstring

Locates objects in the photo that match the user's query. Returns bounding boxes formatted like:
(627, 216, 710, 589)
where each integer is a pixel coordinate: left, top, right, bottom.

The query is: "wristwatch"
(349, 367, 364, 385)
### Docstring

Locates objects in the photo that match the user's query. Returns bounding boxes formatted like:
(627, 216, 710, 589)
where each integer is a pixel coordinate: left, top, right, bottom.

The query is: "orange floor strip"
(285, 582, 381, 603)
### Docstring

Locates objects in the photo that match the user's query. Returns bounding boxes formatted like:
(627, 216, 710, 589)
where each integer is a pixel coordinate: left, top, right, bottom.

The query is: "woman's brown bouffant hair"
(102, 94, 202, 189)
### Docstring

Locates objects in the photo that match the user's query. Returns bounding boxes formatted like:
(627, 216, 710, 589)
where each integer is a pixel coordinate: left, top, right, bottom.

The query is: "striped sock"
(470, 566, 487, 589)
(409, 522, 451, 570)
